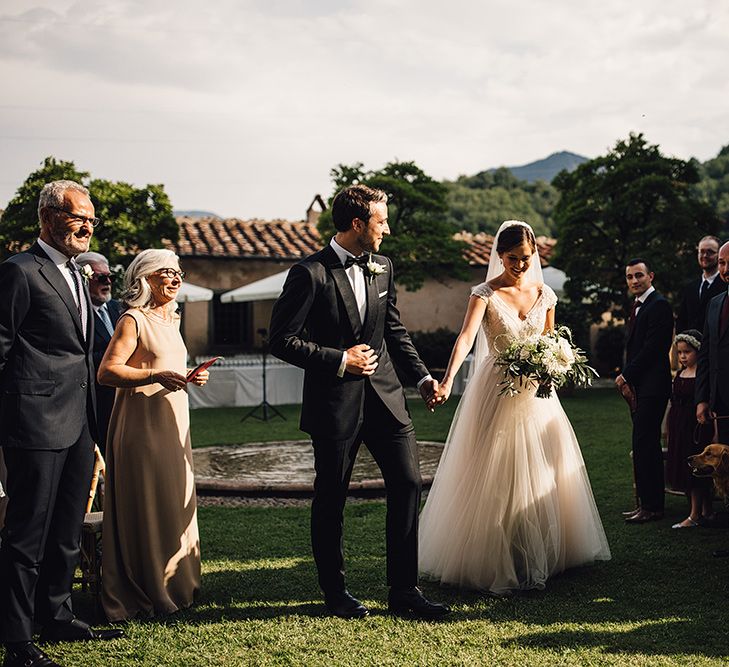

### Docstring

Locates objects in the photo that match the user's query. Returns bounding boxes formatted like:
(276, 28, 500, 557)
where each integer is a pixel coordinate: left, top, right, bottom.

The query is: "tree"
(552, 133, 719, 323)
(696, 144, 729, 233)
(443, 168, 559, 236)
(317, 160, 469, 291)
(0, 156, 178, 264)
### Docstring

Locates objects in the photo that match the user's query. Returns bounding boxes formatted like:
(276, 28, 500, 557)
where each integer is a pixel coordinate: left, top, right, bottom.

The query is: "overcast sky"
(1, 0, 727, 220)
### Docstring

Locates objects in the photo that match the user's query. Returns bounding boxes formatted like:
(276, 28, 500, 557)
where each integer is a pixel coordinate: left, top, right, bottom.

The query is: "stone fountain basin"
(193, 440, 445, 496)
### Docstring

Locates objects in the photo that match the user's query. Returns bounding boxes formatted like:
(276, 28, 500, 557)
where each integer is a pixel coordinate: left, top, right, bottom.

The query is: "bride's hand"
(437, 379, 452, 404)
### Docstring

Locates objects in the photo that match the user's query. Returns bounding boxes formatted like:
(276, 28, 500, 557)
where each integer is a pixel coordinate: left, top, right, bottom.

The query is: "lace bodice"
(470, 282, 557, 353)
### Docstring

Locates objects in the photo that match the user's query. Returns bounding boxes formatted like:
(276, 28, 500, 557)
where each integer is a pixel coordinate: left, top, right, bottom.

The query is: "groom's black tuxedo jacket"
(622, 290, 673, 399)
(696, 289, 729, 410)
(0, 242, 98, 449)
(269, 245, 428, 440)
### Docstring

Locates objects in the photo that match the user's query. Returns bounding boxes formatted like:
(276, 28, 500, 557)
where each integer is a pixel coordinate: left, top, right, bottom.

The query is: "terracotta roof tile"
(170, 217, 555, 266)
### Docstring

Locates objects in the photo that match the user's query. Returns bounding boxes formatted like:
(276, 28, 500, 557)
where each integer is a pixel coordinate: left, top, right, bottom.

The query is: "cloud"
(0, 0, 727, 218)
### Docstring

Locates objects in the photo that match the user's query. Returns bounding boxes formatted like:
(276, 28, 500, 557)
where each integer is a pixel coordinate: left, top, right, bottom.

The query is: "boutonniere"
(79, 264, 94, 283)
(365, 253, 387, 283)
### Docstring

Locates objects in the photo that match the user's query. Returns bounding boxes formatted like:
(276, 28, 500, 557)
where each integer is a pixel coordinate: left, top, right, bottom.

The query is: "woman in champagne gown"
(419, 221, 610, 595)
(99, 249, 207, 620)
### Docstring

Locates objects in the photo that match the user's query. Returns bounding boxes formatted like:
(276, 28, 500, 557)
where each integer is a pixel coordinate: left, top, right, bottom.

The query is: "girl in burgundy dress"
(666, 330, 714, 529)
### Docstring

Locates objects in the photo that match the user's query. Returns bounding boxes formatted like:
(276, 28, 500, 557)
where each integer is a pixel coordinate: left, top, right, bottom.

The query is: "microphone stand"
(241, 329, 285, 422)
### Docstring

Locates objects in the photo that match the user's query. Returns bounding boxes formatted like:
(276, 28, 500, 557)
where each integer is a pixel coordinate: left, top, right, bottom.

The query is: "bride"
(419, 221, 610, 595)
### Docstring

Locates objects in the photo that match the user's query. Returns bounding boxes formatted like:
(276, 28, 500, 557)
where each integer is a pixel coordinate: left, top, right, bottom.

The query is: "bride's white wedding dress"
(419, 282, 610, 595)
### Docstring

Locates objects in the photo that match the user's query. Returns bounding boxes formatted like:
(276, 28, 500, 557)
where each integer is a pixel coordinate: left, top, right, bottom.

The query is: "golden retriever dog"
(688, 444, 729, 499)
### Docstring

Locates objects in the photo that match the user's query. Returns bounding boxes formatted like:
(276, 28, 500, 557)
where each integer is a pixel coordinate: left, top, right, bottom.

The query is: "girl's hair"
(675, 329, 702, 351)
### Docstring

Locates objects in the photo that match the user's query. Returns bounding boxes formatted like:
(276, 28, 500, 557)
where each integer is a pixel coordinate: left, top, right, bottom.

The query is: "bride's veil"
(468, 220, 544, 378)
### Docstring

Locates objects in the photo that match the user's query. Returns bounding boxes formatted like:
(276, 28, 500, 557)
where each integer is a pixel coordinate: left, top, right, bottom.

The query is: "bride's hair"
(496, 223, 536, 255)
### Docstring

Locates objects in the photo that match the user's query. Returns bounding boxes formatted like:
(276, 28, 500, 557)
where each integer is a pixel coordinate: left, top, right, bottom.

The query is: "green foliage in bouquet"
(494, 326, 598, 399)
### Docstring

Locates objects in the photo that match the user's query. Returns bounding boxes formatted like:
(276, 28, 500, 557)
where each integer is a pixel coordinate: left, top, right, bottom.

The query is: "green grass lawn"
(37, 390, 729, 665)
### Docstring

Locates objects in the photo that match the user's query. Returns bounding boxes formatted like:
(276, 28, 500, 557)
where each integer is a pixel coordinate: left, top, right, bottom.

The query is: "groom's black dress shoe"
(712, 548, 729, 558)
(324, 590, 370, 619)
(39, 618, 124, 643)
(2, 641, 63, 667)
(388, 587, 451, 620)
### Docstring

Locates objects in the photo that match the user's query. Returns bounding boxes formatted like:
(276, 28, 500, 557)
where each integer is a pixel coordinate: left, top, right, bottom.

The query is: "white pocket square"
(378, 291, 388, 298)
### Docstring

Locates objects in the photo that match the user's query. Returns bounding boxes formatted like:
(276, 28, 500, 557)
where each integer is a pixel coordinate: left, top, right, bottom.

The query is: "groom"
(269, 184, 450, 620)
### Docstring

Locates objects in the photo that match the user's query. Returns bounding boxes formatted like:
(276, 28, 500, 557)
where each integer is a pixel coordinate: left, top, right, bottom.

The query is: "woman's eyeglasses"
(156, 268, 186, 280)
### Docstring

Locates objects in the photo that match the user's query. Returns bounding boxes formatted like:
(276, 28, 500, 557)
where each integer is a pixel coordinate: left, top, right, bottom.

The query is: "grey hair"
(122, 248, 180, 316)
(75, 251, 109, 267)
(38, 180, 90, 224)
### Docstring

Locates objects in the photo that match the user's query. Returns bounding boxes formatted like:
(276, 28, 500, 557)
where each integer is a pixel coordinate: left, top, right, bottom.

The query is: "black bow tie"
(344, 255, 369, 270)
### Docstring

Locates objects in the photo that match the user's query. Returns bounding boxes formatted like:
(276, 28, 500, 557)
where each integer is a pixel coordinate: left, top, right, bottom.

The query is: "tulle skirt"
(419, 355, 610, 595)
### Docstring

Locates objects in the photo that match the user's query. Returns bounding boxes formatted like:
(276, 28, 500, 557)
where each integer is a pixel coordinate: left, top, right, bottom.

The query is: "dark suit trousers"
(311, 383, 422, 593)
(631, 395, 667, 512)
(0, 426, 94, 642)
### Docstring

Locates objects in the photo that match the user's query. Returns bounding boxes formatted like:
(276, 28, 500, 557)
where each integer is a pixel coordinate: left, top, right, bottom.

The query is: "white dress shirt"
(37, 237, 88, 339)
(634, 285, 655, 316)
(328, 238, 431, 389)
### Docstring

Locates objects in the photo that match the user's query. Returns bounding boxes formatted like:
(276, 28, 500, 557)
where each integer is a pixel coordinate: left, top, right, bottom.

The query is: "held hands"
(152, 370, 187, 392)
(188, 369, 210, 387)
(420, 378, 447, 412)
(345, 344, 378, 376)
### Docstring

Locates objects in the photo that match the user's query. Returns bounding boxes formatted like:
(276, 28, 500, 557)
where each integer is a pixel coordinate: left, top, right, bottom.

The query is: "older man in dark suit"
(696, 241, 729, 444)
(269, 184, 449, 620)
(676, 235, 724, 334)
(0, 181, 122, 667)
(75, 251, 124, 457)
(615, 258, 674, 524)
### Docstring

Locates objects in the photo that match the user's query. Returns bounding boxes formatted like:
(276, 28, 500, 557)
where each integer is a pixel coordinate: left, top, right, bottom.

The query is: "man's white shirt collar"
(704, 271, 720, 285)
(330, 237, 360, 266)
(37, 237, 72, 267)
(637, 285, 655, 304)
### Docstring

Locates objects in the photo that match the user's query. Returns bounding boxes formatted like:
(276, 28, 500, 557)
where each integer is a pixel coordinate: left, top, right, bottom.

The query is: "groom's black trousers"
(0, 426, 94, 642)
(311, 383, 422, 594)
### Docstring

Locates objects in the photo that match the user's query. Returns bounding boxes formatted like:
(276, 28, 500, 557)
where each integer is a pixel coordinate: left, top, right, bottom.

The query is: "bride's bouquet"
(494, 326, 598, 398)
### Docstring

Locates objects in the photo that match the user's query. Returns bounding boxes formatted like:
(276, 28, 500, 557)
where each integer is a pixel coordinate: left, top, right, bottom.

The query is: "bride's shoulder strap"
(470, 282, 493, 302)
(541, 284, 558, 310)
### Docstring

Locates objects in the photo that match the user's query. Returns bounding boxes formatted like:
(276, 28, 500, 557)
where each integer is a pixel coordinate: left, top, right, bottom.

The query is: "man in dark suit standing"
(696, 241, 729, 445)
(0, 181, 122, 667)
(615, 258, 674, 524)
(75, 251, 124, 456)
(676, 235, 723, 333)
(269, 185, 449, 620)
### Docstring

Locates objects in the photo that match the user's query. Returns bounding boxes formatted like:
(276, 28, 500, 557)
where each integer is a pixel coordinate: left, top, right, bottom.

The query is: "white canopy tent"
(176, 282, 214, 303)
(220, 270, 290, 303)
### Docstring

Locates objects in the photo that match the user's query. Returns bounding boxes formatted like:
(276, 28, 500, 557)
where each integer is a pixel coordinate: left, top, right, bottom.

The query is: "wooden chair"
(78, 446, 105, 611)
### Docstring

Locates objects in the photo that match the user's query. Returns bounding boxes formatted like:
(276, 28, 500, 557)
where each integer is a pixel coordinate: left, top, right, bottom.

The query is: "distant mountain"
(173, 209, 221, 219)
(492, 151, 589, 183)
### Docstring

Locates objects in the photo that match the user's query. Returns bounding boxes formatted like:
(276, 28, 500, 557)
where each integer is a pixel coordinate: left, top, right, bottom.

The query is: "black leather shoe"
(388, 587, 451, 620)
(713, 548, 729, 558)
(39, 618, 124, 643)
(323, 590, 370, 619)
(621, 507, 641, 517)
(624, 510, 663, 524)
(3, 641, 63, 667)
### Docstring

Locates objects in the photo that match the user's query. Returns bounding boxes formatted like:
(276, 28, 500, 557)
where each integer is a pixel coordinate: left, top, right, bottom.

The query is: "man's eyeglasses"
(156, 268, 186, 280)
(46, 205, 101, 228)
(91, 273, 113, 284)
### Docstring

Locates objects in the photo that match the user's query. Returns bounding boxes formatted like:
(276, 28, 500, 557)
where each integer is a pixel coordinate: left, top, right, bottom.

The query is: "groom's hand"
(345, 344, 379, 376)
(420, 378, 440, 412)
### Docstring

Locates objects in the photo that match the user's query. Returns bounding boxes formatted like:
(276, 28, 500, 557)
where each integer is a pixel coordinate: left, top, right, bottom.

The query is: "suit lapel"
(29, 244, 85, 341)
(322, 246, 362, 340)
